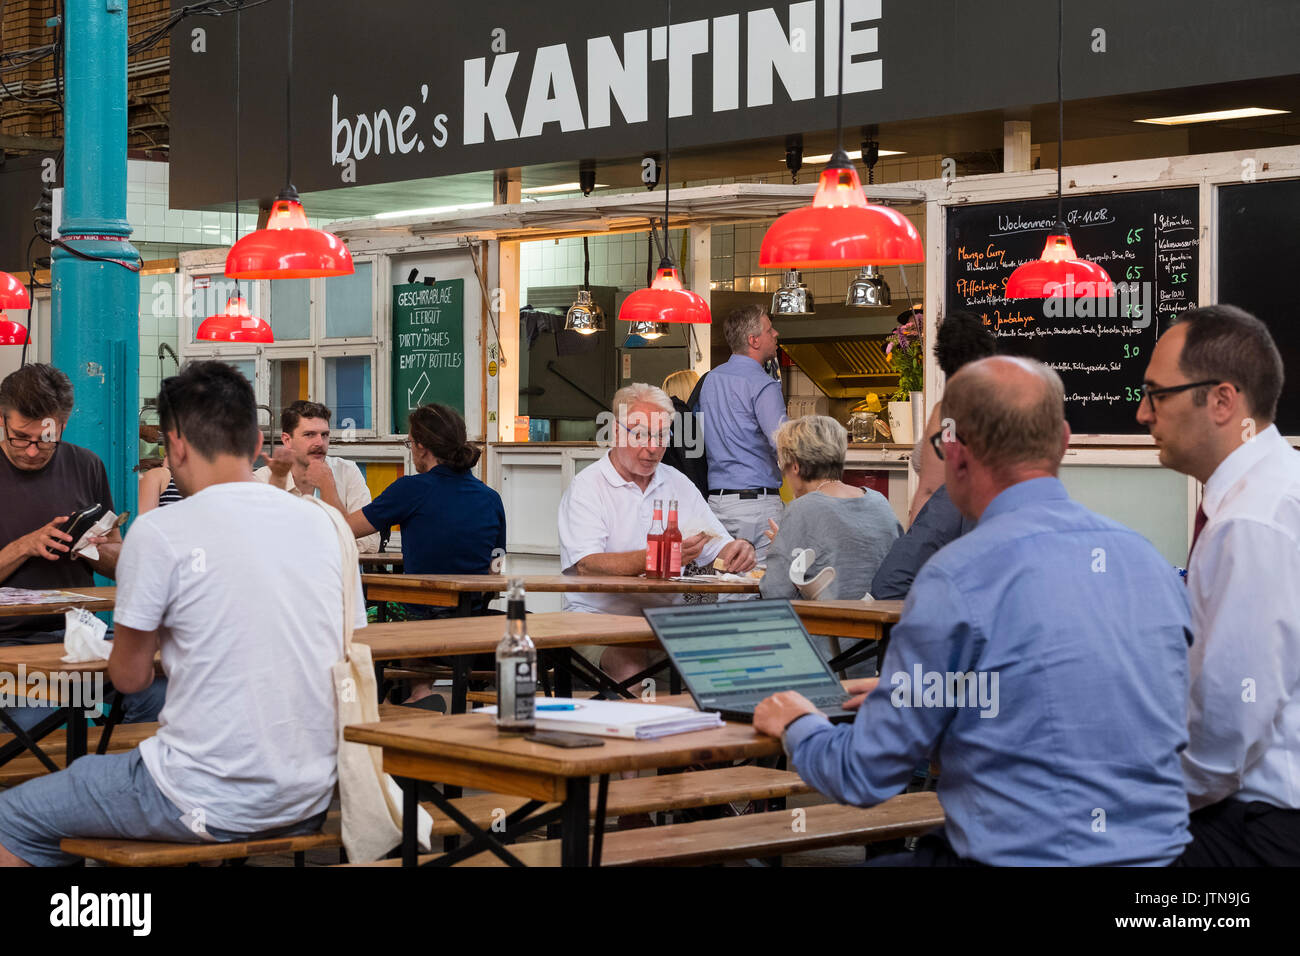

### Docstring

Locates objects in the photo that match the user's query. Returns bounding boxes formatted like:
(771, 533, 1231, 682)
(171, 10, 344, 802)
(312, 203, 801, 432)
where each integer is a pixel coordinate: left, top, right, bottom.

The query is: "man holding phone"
(0, 364, 162, 728)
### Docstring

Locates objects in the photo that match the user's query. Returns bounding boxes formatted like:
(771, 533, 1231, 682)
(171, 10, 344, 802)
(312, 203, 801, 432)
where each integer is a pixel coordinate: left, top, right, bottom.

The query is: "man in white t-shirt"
(0, 361, 365, 866)
(254, 399, 381, 552)
(558, 383, 756, 682)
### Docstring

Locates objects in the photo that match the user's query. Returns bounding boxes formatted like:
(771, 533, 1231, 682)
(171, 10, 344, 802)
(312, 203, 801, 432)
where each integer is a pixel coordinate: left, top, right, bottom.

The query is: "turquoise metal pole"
(51, 0, 141, 524)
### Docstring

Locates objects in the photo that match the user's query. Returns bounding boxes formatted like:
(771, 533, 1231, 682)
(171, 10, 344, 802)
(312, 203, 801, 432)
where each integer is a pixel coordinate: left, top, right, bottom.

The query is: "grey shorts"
(0, 749, 327, 867)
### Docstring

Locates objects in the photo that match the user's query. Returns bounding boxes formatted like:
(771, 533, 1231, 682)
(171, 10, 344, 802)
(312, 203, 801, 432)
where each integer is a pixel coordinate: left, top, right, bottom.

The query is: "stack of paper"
(479, 698, 723, 739)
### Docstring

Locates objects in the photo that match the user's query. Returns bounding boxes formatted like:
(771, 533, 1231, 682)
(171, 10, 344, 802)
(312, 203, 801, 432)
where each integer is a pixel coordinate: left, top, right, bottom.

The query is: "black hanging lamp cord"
(1055, 0, 1065, 231)
(826, 0, 850, 171)
(279, 0, 299, 203)
(654, 0, 675, 273)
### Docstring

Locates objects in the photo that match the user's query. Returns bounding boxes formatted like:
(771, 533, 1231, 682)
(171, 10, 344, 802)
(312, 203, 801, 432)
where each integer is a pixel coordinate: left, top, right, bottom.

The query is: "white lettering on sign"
(329, 3, 885, 166)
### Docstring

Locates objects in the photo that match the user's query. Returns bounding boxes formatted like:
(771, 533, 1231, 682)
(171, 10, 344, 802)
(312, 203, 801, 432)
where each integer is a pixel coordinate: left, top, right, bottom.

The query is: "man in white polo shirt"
(255, 399, 380, 553)
(558, 383, 756, 682)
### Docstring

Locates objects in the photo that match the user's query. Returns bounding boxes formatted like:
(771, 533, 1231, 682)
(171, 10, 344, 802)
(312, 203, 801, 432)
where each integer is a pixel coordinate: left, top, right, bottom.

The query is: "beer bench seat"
(347, 791, 944, 867)
(60, 829, 343, 867)
(424, 765, 813, 838)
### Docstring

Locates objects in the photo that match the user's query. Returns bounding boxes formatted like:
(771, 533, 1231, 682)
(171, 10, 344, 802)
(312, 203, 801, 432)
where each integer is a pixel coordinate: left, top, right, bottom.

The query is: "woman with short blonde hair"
(761, 415, 900, 603)
(661, 369, 700, 404)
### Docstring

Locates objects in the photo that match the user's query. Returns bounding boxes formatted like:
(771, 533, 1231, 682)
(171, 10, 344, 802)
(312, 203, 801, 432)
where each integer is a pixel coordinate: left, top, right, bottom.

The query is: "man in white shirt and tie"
(255, 400, 381, 553)
(1138, 304, 1300, 866)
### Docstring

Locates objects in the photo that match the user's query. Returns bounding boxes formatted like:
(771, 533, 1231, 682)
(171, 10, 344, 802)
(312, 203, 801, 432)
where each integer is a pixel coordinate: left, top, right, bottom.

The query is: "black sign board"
(1218, 179, 1300, 436)
(168, 0, 1300, 209)
(945, 188, 1200, 435)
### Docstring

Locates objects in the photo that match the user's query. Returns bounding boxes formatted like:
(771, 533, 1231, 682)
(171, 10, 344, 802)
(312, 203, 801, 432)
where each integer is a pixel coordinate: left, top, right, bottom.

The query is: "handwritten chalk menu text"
(945, 187, 1200, 434)
(391, 279, 465, 432)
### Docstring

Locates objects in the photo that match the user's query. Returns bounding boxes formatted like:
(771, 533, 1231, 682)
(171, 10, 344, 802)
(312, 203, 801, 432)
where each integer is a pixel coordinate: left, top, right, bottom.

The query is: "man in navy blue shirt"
(755, 356, 1193, 866)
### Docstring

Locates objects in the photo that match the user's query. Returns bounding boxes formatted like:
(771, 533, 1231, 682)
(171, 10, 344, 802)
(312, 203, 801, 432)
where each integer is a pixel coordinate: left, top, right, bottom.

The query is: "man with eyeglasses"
(0, 364, 121, 642)
(559, 382, 755, 683)
(1138, 305, 1300, 867)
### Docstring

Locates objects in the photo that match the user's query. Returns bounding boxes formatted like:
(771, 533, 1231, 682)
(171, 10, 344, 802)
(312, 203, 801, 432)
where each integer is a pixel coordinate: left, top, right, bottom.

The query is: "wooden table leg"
(401, 776, 418, 867)
(561, 776, 591, 867)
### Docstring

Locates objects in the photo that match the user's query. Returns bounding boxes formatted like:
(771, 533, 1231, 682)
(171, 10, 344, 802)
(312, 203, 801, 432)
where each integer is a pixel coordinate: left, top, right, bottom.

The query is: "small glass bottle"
(495, 579, 537, 734)
(645, 498, 665, 578)
(661, 499, 683, 577)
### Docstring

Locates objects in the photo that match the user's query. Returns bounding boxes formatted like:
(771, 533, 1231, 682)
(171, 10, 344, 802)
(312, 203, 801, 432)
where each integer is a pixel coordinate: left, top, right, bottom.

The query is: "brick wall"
(1, 0, 171, 154)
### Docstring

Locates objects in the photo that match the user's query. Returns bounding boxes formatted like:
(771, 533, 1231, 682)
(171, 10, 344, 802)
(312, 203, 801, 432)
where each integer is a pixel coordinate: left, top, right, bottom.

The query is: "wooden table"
(359, 552, 403, 570)
(0, 640, 148, 770)
(344, 710, 781, 867)
(363, 573, 760, 612)
(0, 586, 116, 618)
(790, 599, 904, 673)
(359, 612, 657, 712)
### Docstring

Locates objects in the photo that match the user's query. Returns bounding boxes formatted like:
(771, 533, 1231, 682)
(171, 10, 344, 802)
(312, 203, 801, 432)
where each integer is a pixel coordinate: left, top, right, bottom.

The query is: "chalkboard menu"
(945, 188, 1200, 434)
(1218, 179, 1299, 436)
(390, 279, 465, 433)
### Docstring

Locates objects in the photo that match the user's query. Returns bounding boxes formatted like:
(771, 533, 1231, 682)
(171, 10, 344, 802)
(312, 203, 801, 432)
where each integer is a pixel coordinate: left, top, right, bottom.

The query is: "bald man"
(755, 356, 1193, 866)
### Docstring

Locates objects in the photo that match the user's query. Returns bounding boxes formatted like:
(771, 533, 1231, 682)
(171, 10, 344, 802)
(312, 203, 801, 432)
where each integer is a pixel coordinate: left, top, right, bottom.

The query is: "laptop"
(643, 600, 858, 723)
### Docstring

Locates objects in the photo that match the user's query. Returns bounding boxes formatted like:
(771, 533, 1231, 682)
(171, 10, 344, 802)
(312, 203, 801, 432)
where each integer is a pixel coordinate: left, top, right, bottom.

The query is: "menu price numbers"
(1126, 227, 1144, 244)
(1170, 272, 1189, 285)
(1124, 386, 1143, 403)
(1122, 344, 1141, 359)
(1125, 265, 1144, 280)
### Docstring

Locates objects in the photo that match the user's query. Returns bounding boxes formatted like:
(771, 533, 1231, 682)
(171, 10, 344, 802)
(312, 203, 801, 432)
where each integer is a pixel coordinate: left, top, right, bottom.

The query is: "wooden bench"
(52, 703, 425, 867)
(346, 791, 944, 866)
(423, 765, 811, 837)
(61, 829, 343, 867)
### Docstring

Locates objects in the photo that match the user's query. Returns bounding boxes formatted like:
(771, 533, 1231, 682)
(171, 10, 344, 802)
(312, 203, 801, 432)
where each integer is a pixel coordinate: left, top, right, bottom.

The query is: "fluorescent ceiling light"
(521, 182, 609, 194)
(1136, 107, 1289, 126)
(374, 201, 494, 220)
(798, 149, 905, 164)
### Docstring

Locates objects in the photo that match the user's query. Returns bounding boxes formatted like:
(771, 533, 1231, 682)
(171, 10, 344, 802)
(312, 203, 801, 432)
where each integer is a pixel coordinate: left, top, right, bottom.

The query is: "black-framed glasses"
(929, 429, 963, 461)
(3, 425, 60, 451)
(1140, 380, 1222, 412)
(401, 438, 413, 449)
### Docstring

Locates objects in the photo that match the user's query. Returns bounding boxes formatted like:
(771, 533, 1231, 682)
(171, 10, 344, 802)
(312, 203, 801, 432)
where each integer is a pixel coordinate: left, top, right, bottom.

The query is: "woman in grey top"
(760, 416, 901, 601)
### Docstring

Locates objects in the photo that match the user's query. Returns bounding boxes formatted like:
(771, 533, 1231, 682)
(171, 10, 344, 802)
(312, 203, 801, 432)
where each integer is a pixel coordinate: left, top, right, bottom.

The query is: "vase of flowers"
(885, 319, 923, 445)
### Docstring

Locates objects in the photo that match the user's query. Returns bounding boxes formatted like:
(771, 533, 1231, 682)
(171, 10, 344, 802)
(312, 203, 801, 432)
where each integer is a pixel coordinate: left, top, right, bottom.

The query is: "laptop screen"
(646, 601, 841, 703)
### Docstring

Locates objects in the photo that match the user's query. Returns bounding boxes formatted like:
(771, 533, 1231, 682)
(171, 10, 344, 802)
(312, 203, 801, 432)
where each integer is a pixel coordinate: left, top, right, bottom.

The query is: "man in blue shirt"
(755, 356, 1193, 866)
(698, 305, 787, 562)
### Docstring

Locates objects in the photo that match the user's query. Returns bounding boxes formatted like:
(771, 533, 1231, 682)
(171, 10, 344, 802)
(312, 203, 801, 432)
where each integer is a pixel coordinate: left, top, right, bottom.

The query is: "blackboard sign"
(1218, 179, 1299, 436)
(945, 187, 1200, 434)
(391, 279, 465, 433)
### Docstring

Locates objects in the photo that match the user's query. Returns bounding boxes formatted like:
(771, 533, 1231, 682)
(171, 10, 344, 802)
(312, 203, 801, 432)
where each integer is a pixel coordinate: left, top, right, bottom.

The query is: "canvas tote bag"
(307, 498, 432, 863)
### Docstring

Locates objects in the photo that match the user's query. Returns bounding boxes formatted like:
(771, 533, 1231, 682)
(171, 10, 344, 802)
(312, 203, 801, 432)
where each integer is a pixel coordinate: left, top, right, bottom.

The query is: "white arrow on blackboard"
(408, 370, 431, 409)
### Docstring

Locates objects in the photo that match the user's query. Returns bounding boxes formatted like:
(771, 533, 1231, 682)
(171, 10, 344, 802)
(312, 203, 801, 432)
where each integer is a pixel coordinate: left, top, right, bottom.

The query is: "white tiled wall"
(138, 274, 181, 404)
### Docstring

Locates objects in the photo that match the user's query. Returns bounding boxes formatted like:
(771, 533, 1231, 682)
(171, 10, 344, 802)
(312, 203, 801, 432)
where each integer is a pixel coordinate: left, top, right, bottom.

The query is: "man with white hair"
(698, 305, 787, 562)
(558, 383, 756, 682)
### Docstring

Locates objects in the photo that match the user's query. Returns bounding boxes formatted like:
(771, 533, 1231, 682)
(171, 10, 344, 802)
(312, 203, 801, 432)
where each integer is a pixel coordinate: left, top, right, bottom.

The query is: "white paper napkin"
(71, 510, 118, 562)
(62, 607, 111, 663)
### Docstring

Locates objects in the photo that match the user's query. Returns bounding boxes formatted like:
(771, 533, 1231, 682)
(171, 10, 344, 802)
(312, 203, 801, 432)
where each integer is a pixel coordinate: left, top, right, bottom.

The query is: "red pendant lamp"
(1005, 0, 1114, 299)
(197, 295, 274, 343)
(224, 0, 353, 281)
(618, 0, 710, 329)
(620, 257, 710, 326)
(760, 3, 921, 270)
(0, 272, 31, 344)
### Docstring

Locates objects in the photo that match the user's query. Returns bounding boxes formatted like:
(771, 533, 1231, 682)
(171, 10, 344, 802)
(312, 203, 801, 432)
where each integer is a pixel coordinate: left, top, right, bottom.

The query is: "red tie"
(1188, 504, 1208, 563)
